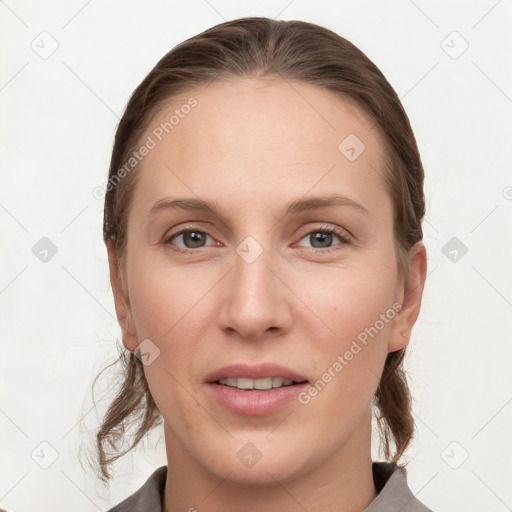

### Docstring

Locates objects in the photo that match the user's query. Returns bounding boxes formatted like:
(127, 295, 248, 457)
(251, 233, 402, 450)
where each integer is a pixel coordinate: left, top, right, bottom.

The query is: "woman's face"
(109, 76, 425, 486)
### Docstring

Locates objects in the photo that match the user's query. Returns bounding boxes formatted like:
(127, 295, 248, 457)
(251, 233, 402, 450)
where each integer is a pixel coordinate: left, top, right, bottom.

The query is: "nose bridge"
(219, 231, 286, 338)
(233, 233, 277, 306)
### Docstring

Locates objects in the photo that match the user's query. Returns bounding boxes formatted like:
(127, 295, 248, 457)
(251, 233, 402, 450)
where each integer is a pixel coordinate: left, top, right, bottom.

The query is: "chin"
(201, 436, 310, 487)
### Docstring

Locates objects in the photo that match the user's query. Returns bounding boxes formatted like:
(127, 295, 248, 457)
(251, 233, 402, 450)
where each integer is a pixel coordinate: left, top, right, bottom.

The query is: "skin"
(107, 76, 427, 512)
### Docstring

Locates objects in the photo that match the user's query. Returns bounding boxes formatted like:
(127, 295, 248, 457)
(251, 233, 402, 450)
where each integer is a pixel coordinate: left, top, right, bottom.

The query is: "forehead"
(131, 77, 390, 218)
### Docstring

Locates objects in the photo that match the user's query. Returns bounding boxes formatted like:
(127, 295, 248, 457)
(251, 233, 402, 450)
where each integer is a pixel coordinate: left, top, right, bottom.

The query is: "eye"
(295, 226, 351, 253)
(163, 225, 352, 255)
(164, 228, 219, 254)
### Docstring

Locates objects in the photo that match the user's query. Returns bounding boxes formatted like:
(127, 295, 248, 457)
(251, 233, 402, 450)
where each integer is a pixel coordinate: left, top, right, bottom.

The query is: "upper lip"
(204, 363, 309, 383)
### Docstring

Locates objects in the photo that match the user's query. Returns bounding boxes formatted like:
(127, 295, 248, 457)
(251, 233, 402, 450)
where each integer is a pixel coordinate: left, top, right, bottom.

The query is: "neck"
(163, 410, 378, 512)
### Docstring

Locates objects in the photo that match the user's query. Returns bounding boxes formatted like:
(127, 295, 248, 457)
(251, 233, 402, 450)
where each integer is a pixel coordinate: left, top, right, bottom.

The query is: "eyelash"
(163, 225, 352, 255)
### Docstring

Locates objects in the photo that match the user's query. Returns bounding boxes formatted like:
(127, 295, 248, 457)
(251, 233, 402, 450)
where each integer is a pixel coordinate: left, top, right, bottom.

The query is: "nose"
(218, 237, 292, 341)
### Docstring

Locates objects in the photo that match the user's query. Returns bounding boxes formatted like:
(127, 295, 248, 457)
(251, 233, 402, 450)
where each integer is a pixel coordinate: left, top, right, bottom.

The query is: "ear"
(106, 238, 139, 351)
(388, 241, 427, 352)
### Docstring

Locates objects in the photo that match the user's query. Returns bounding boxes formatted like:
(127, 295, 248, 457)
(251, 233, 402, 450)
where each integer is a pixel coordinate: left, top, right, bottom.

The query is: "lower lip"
(205, 382, 309, 416)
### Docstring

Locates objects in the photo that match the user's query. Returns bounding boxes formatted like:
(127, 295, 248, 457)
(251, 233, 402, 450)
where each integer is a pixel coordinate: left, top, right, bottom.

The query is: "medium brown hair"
(95, 16, 425, 482)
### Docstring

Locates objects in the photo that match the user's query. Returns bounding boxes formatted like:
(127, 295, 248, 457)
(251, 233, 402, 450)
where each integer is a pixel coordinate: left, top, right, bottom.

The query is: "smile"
(217, 377, 299, 390)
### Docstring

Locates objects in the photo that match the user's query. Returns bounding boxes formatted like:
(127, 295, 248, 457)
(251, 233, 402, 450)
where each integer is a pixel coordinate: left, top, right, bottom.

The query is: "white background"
(1, 1, 511, 511)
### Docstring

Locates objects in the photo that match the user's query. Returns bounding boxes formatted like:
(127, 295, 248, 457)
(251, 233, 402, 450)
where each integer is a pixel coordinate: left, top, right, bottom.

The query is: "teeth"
(218, 377, 297, 390)
(272, 377, 284, 388)
(254, 377, 273, 390)
(238, 377, 255, 389)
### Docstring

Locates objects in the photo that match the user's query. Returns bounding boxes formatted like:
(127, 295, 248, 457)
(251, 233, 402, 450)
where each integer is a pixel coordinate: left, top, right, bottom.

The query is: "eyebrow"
(148, 194, 370, 218)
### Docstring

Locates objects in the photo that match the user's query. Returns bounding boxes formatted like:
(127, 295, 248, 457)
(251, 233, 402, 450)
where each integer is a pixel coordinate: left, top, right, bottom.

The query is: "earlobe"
(106, 239, 139, 352)
(388, 241, 428, 352)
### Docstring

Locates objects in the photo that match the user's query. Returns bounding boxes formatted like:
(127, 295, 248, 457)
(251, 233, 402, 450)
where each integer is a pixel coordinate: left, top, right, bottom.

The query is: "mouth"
(215, 376, 307, 390)
(204, 363, 310, 416)
(204, 362, 309, 388)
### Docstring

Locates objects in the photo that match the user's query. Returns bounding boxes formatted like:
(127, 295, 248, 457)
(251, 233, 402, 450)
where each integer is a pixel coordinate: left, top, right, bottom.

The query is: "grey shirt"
(107, 462, 434, 511)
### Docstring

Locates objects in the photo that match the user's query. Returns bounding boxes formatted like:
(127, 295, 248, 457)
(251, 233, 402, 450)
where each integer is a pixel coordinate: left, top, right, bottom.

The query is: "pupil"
(185, 231, 204, 248)
(312, 232, 332, 248)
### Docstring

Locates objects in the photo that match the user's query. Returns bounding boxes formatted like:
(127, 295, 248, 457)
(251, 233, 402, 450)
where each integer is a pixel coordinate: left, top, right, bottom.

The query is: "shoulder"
(106, 466, 167, 512)
(365, 462, 435, 512)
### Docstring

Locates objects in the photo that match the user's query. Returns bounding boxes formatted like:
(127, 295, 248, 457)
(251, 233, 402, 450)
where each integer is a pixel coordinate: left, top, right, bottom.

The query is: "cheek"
(298, 262, 397, 343)
(126, 254, 215, 400)
(126, 250, 215, 342)
(296, 266, 394, 409)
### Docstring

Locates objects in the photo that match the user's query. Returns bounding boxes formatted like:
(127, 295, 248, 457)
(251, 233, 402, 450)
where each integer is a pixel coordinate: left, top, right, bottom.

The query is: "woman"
(97, 16, 432, 512)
